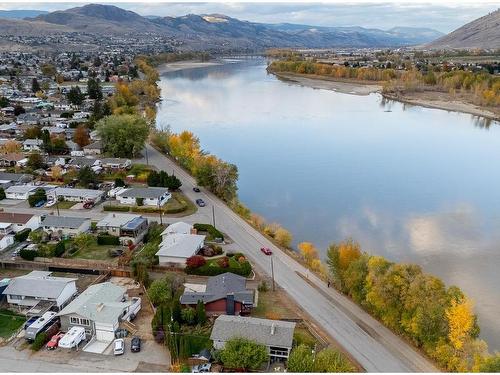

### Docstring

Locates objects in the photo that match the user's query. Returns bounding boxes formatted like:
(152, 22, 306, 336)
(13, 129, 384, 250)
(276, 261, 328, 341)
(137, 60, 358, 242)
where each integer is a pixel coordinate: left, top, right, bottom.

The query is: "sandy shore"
(272, 72, 499, 121)
(157, 60, 222, 74)
(274, 72, 381, 95)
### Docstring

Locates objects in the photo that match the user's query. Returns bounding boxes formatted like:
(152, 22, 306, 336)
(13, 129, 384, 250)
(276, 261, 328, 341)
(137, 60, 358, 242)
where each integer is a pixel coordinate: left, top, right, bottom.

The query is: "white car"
(45, 199, 56, 207)
(113, 339, 124, 356)
(192, 363, 211, 373)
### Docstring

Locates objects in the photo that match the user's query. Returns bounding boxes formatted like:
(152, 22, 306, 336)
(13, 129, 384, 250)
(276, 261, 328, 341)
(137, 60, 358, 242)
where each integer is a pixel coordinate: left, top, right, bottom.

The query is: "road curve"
(139, 144, 438, 373)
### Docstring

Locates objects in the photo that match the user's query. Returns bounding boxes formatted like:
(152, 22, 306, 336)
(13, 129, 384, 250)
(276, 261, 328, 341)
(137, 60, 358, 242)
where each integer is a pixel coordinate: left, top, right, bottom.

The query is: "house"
(57, 282, 141, 340)
(0, 234, 14, 250)
(161, 221, 194, 237)
(48, 187, 105, 203)
(116, 187, 171, 207)
(0, 153, 25, 167)
(156, 233, 205, 267)
(100, 158, 131, 170)
(210, 315, 296, 362)
(41, 215, 91, 237)
(0, 212, 41, 233)
(22, 139, 43, 152)
(5, 185, 39, 200)
(96, 213, 148, 245)
(181, 273, 255, 316)
(0, 172, 33, 186)
(2, 271, 77, 311)
(83, 140, 102, 156)
(67, 157, 100, 169)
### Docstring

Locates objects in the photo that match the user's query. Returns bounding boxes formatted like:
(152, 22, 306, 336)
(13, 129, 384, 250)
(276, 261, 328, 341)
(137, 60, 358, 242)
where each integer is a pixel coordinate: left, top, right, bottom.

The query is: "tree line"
(294, 238, 499, 372)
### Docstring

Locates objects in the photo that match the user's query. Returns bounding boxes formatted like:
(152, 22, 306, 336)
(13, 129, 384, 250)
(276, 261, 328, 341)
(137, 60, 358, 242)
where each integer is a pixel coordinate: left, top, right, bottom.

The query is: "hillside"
(427, 9, 500, 49)
(0, 4, 444, 50)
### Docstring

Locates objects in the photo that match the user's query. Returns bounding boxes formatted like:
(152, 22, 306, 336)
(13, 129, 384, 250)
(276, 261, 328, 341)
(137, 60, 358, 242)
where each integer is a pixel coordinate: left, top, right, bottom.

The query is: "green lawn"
(164, 192, 197, 216)
(70, 243, 118, 261)
(0, 309, 25, 338)
(56, 201, 76, 209)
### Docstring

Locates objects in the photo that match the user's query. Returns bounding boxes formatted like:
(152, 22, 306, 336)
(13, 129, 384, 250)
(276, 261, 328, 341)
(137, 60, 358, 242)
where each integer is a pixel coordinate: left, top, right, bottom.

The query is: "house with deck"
(96, 213, 148, 245)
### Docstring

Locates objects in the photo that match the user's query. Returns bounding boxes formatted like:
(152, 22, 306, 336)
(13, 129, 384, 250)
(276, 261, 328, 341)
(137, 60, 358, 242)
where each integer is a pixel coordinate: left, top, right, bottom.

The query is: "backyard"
(70, 243, 119, 262)
(0, 309, 24, 339)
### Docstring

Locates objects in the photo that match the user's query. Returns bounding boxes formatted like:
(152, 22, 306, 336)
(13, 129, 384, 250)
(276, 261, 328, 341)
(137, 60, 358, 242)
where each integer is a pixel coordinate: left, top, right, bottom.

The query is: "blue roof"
(122, 216, 146, 230)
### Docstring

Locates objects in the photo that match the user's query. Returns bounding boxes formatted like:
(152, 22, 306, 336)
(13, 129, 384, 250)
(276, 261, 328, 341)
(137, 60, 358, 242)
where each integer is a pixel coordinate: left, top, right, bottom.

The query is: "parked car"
(196, 199, 206, 207)
(83, 201, 94, 209)
(131, 336, 141, 352)
(260, 247, 272, 256)
(113, 338, 125, 356)
(192, 363, 212, 373)
(45, 199, 56, 208)
(193, 187, 201, 192)
(46, 332, 64, 350)
(34, 200, 46, 208)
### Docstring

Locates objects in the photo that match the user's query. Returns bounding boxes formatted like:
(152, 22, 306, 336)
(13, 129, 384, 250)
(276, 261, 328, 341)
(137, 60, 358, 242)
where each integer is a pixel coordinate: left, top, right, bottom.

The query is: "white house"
(48, 187, 105, 203)
(5, 185, 39, 200)
(2, 271, 77, 310)
(0, 212, 41, 233)
(156, 233, 205, 267)
(41, 216, 91, 237)
(0, 234, 14, 250)
(116, 187, 171, 207)
(161, 221, 194, 238)
(96, 213, 149, 245)
(57, 282, 141, 341)
(22, 139, 43, 152)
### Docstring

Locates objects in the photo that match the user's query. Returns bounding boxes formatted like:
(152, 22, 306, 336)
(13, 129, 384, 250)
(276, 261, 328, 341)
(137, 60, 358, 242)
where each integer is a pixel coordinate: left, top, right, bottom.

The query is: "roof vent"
(96, 302, 105, 312)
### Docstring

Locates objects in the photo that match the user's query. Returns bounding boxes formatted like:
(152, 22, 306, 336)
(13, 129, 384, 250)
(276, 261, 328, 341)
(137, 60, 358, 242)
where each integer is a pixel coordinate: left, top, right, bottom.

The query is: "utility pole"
(271, 256, 275, 291)
(55, 194, 60, 216)
(158, 201, 163, 225)
(145, 146, 149, 166)
(212, 205, 216, 228)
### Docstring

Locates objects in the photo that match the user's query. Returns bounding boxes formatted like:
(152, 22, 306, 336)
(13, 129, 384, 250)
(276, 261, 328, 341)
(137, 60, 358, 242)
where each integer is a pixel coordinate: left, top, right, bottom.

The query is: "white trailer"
(58, 326, 86, 349)
(25, 312, 57, 341)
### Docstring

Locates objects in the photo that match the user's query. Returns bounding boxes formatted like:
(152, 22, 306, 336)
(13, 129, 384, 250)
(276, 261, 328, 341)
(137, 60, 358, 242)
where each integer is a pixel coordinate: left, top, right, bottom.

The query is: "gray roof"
(57, 282, 130, 324)
(52, 187, 104, 200)
(2, 271, 76, 299)
(83, 140, 102, 150)
(210, 315, 296, 349)
(96, 213, 143, 228)
(180, 272, 254, 305)
(0, 172, 33, 183)
(68, 157, 99, 167)
(117, 187, 169, 199)
(42, 215, 89, 229)
(156, 233, 205, 259)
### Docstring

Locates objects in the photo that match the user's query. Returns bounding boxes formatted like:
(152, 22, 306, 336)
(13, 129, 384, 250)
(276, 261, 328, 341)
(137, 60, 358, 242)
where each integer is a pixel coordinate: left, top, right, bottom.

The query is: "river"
(156, 58, 500, 349)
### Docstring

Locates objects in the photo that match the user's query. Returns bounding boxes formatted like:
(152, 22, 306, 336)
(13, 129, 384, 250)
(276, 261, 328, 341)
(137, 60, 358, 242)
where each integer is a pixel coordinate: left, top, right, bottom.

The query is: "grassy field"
(253, 288, 300, 319)
(56, 201, 76, 209)
(70, 243, 118, 261)
(164, 192, 197, 216)
(0, 309, 25, 338)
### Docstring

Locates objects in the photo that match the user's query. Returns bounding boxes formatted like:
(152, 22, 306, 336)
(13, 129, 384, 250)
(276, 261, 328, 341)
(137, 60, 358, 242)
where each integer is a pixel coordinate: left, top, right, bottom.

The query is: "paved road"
(138, 144, 438, 373)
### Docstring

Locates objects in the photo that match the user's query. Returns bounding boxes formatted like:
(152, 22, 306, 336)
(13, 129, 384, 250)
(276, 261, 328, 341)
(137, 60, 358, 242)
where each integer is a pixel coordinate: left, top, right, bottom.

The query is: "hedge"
(185, 257, 251, 277)
(97, 234, 120, 245)
(193, 223, 224, 241)
(103, 205, 130, 212)
(131, 206, 160, 213)
(19, 249, 37, 261)
(54, 241, 66, 257)
(14, 228, 31, 242)
(31, 332, 48, 351)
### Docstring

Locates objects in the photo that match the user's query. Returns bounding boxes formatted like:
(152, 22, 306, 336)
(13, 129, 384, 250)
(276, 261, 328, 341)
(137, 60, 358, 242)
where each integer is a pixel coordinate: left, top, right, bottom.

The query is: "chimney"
(271, 323, 276, 335)
(191, 228, 197, 235)
(96, 302, 104, 312)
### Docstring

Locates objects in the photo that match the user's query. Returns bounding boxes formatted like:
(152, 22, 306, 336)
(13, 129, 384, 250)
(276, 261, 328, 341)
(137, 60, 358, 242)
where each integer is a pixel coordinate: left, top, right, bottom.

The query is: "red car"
(260, 247, 272, 256)
(46, 332, 64, 350)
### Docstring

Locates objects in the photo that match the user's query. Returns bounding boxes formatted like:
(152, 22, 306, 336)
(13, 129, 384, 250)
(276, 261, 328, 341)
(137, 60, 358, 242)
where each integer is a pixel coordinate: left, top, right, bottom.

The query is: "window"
(80, 318, 90, 326)
(70, 316, 79, 325)
(70, 317, 91, 326)
(9, 295, 22, 300)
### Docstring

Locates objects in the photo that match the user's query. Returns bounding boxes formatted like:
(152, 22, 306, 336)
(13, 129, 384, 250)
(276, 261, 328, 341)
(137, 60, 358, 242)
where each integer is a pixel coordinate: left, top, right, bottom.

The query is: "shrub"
(28, 188, 47, 207)
(181, 307, 196, 325)
(97, 234, 120, 245)
(103, 205, 130, 212)
(131, 206, 160, 213)
(258, 281, 269, 292)
(54, 241, 66, 257)
(136, 197, 144, 206)
(193, 223, 224, 241)
(19, 249, 37, 261)
(14, 228, 31, 242)
(0, 187, 5, 200)
(31, 332, 49, 351)
(218, 256, 229, 268)
(186, 255, 206, 268)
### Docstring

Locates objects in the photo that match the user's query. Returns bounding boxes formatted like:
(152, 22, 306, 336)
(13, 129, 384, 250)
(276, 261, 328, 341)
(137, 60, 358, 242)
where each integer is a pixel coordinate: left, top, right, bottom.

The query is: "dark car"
(34, 200, 46, 208)
(196, 199, 206, 207)
(131, 336, 141, 353)
(193, 187, 201, 192)
(260, 247, 272, 256)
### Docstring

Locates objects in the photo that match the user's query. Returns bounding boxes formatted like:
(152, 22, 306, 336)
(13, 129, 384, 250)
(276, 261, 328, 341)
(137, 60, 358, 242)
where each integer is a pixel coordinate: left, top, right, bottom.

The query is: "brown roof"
(0, 212, 34, 224)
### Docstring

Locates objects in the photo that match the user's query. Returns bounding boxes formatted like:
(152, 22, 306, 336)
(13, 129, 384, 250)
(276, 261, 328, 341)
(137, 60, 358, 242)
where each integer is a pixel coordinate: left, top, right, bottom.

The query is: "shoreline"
(157, 60, 222, 74)
(272, 71, 499, 121)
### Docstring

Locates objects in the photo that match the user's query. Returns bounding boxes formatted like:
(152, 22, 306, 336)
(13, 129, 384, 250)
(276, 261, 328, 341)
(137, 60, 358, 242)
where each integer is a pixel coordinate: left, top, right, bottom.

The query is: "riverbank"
(272, 71, 499, 121)
(274, 72, 381, 95)
(157, 60, 222, 74)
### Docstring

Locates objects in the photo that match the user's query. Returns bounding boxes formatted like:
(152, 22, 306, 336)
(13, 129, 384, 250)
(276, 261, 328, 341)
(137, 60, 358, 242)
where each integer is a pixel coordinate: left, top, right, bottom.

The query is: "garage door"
(96, 329, 114, 342)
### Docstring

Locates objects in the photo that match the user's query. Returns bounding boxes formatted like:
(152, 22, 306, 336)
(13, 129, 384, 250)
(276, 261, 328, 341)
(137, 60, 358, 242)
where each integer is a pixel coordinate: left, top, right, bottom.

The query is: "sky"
(0, 1, 498, 32)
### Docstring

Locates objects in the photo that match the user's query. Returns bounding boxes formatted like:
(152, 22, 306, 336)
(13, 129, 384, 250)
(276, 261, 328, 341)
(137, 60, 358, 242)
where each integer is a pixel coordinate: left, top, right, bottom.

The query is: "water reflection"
(157, 58, 500, 349)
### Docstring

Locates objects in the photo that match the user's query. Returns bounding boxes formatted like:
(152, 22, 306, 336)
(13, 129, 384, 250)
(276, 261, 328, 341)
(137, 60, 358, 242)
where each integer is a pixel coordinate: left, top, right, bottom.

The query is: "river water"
(157, 58, 500, 349)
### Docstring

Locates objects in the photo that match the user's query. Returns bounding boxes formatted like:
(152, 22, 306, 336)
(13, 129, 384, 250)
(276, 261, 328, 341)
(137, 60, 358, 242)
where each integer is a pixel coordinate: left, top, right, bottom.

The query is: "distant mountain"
(0, 9, 48, 19)
(427, 9, 500, 49)
(0, 4, 444, 50)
